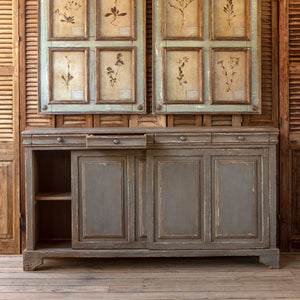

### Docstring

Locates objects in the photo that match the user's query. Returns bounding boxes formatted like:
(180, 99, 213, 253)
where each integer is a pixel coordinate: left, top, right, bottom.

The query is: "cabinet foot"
(259, 250, 280, 269)
(23, 252, 43, 271)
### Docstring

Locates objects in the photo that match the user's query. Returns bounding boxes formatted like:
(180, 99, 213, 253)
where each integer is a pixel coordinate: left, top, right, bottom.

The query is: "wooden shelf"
(35, 192, 72, 201)
(36, 240, 71, 250)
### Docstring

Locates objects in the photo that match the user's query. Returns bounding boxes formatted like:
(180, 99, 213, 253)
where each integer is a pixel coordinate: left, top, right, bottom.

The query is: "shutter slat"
(289, 0, 300, 132)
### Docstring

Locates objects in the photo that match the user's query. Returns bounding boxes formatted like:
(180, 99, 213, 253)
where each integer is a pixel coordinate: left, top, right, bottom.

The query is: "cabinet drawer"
(86, 135, 147, 149)
(155, 133, 211, 145)
(32, 135, 86, 146)
(212, 133, 269, 144)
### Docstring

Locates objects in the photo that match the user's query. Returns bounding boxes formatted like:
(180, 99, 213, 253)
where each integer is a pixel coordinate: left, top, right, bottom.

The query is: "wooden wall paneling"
(56, 115, 93, 128)
(282, 0, 300, 251)
(279, 0, 290, 251)
(244, 0, 278, 127)
(0, 0, 20, 254)
(288, 0, 300, 133)
(129, 115, 166, 127)
(23, 0, 54, 129)
(94, 115, 129, 128)
(291, 149, 300, 249)
(167, 115, 203, 127)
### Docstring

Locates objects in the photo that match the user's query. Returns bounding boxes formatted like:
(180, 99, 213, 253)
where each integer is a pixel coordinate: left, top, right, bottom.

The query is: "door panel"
(211, 150, 269, 248)
(72, 150, 146, 249)
(81, 157, 127, 240)
(0, 161, 13, 239)
(148, 151, 205, 249)
(0, 0, 19, 254)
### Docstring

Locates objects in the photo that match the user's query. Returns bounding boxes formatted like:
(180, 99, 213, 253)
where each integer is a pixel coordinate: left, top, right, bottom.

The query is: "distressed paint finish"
(72, 150, 147, 249)
(23, 127, 278, 270)
(39, 0, 146, 114)
(153, 0, 261, 114)
(211, 151, 269, 248)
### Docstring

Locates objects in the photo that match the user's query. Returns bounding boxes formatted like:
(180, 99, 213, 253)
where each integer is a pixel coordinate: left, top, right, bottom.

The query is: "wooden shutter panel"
(0, 1, 14, 142)
(289, 0, 300, 132)
(0, 0, 20, 254)
(24, 0, 54, 128)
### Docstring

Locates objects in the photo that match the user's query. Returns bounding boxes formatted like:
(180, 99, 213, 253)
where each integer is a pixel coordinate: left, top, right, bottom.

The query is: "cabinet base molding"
(23, 248, 280, 271)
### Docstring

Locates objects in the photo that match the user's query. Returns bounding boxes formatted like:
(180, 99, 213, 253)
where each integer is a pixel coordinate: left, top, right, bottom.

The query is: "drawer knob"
(113, 139, 120, 145)
(237, 136, 245, 141)
(57, 137, 63, 143)
(179, 136, 186, 141)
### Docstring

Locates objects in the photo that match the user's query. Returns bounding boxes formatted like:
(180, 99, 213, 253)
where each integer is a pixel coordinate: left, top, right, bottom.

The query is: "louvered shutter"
(0, 0, 20, 254)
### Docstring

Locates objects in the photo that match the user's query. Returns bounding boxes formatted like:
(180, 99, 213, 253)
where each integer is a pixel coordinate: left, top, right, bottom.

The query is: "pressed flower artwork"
(50, 49, 88, 103)
(50, 0, 87, 39)
(96, 48, 136, 103)
(212, 49, 250, 104)
(211, 0, 249, 39)
(164, 0, 202, 39)
(96, 0, 135, 40)
(164, 49, 203, 103)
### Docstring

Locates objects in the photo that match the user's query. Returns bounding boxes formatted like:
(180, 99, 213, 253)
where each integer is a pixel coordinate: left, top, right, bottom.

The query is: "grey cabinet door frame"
(210, 148, 269, 249)
(72, 150, 146, 249)
(147, 148, 269, 250)
(147, 149, 209, 250)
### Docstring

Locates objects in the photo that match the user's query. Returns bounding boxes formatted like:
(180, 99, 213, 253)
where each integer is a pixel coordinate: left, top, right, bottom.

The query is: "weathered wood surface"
(0, 254, 299, 299)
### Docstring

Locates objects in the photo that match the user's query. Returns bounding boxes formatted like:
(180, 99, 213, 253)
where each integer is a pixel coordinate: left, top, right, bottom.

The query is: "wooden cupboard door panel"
(72, 150, 147, 249)
(0, 162, 13, 239)
(211, 151, 269, 248)
(73, 153, 130, 248)
(81, 158, 126, 239)
(148, 152, 205, 249)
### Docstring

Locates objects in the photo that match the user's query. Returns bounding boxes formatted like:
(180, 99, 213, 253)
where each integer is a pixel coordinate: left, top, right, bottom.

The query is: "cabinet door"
(72, 150, 146, 249)
(147, 150, 206, 249)
(211, 149, 269, 248)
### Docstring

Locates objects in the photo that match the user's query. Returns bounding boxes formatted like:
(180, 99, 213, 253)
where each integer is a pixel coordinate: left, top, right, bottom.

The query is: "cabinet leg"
(259, 250, 280, 269)
(23, 252, 43, 271)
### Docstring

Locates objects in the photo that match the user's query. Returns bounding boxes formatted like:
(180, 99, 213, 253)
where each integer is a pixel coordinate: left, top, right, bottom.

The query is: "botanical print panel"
(164, 49, 202, 103)
(212, 48, 250, 104)
(96, 0, 134, 40)
(96, 48, 135, 103)
(164, 0, 202, 39)
(211, 0, 249, 39)
(50, 49, 88, 103)
(50, 0, 87, 39)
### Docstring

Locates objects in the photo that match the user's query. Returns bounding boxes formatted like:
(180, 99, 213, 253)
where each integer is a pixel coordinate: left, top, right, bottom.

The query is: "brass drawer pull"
(237, 136, 245, 141)
(179, 136, 186, 141)
(113, 139, 120, 145)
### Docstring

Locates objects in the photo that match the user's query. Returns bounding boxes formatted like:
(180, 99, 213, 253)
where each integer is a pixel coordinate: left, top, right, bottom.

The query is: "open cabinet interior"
(34, 150, 71, 249)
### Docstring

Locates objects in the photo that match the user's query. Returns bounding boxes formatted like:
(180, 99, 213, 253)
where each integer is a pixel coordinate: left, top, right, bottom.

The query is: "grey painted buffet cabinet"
(22, 127, 279, 270)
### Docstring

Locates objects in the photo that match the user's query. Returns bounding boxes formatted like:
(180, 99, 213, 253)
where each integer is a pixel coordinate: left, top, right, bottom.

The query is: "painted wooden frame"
(48, 48, 89, 104)
(95, 0, 136, 40)
(95, 47, 136, 104)
(153, 0, 261, 114)
(163, 47, 203, 104)
(210, 0, 250, 40)
(48, 0, 88, 40)
(39, 0, 146, 114)
(210, 48, 251, 104)
(162, 0, 203, 40)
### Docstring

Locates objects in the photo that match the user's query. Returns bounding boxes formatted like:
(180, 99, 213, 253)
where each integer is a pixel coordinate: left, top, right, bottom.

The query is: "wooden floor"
(0, 254, 299, 299)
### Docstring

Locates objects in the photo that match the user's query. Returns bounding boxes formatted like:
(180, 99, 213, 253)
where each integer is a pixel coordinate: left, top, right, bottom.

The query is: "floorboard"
(0, 254, 299, 299)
